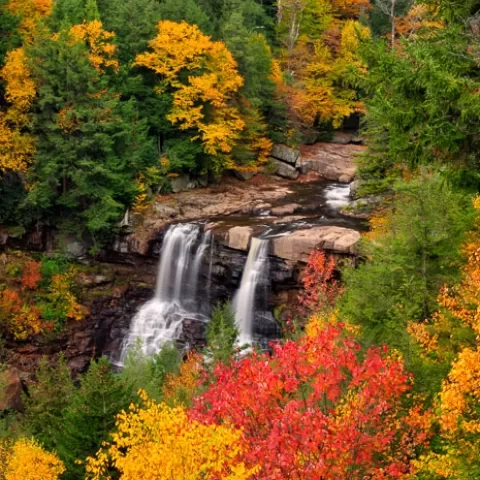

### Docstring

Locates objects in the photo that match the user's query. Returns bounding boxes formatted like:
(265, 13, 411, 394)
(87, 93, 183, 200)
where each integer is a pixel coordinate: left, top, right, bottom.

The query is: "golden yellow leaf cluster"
(0, 438, 65, 480)
(85, 391, 258, 480)
(135, 21, 249, 171)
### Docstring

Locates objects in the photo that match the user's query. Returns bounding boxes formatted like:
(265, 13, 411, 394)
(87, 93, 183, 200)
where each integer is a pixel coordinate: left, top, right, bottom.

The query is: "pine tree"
(205, 302, 238, 366)
(56, 358, 132, 480)
(24, 25, 155, 243)
(23, 355, 75, 453)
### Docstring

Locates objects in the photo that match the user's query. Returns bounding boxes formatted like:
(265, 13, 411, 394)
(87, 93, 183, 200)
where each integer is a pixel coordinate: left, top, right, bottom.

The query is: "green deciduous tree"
(204, 302, 238, 366)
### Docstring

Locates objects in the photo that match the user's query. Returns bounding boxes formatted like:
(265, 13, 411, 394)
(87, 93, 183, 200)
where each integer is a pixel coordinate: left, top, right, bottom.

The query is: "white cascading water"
(324, 183, 351, 210)
(120, 224, 210, 361)
(233, 237, 270, 346)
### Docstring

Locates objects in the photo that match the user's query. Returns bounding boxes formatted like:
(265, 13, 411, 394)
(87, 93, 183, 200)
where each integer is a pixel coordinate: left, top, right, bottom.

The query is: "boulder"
(271, 144, 300, 165)
(252, 203, 272, 215)
(226, 226, 253, 251)
(170, 173, 190, 193)
(271, 203, 302, 216)
(331, 132, 354, 145)
(154, 202, 178, 218)
(300, 143, 365, 183)
(154, 203, 178, 218)
(272, 226, 361, 262)
(197, 173, 209, 188)
(0, 369, 23, 411)
(59, 235, 88, 258)
(233, 170, 255, 181)
(271, 158, 299, 180)
(272, 215, 307, 224)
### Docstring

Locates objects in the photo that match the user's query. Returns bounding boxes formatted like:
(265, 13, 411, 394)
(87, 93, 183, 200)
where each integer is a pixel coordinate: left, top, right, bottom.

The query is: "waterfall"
(119, 224, 211, 361)
(324, 183, 351, 210)
(233, 237, 270, 346)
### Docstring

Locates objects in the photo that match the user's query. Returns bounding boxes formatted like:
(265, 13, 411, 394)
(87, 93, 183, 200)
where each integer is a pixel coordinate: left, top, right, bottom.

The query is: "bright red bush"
(191, 324, 429, 479)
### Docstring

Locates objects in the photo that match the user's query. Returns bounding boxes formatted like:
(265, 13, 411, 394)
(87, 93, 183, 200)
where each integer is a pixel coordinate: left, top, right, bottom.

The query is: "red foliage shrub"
(191, 324, 429, 479)
(21, 260, 42, 290)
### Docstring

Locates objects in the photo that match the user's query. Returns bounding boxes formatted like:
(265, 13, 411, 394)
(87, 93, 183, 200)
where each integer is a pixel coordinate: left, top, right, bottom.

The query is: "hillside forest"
(2, 0, 480, 478)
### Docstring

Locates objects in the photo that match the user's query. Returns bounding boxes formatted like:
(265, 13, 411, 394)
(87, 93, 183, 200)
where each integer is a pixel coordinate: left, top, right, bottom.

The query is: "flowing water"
(119, 224, 211, 361)
(232, 238, 270, 345)
(119, 180, 359, 359)
(324, 183, 351, 210)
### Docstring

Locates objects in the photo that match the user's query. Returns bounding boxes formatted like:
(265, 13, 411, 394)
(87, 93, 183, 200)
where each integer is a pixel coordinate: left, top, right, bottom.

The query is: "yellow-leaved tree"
(276, 0, 370, 131)
(0, 47, 36, 173)
(0, 438, 65, 480)
(7, 0, 52, 43)
(68, 20, 119, 73)
(85, 390, 258, 480)
(135, 20, 265, 172)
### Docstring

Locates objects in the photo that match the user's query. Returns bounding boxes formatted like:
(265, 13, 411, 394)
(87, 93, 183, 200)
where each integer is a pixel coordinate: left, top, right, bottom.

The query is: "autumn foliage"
(21, 260, 42, 289)
(191, 323, 428, 479)
(409, 196, 480, 478)
(298, 249, 341, 315)
(0, 438, 65, 480)
(135, 20, 270, 172)
(86, 390, 257, 480)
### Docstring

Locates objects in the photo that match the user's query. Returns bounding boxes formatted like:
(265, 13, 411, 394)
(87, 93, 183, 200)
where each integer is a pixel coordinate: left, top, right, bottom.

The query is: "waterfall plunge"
(233, 237, 270, 345)
(120, 224, 211, 360)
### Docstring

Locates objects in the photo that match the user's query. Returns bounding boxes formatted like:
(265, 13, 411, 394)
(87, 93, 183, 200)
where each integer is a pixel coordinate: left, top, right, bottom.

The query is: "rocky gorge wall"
(0, 140, 367, 399)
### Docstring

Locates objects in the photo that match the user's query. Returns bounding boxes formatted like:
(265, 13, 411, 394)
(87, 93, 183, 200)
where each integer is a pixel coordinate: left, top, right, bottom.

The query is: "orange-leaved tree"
(85, 390, 258, 480)
(276, 0, 370, 131)
(0, 47, 36, 173)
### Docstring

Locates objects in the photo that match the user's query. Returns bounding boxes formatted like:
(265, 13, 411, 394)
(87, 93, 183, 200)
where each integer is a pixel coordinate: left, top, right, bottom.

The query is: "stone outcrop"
(226, 226, 253, 251)
(271, 203, 302, 216)
(218, 225, 361, 261)
(170, 173, 191, 193)
(271, 158, 299, 180)
(0, 369, 23, 411)
(272, 226, 361, 262)
(271, 144, 300, 165)
(299, 143, 366, 183)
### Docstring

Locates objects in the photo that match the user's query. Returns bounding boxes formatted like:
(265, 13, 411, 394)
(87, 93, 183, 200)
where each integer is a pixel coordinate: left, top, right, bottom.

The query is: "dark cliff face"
(93, 239, 295, 362)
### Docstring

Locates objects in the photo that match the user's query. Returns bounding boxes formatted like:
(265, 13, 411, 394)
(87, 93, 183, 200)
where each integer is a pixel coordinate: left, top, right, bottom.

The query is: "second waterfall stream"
(119, 223, 270, 361)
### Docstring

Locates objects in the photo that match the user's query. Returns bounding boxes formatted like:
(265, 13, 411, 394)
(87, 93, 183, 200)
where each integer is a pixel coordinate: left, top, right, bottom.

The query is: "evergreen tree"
(360, 5, 480, 192)
(23, 355, 75, 453)
(24, 28, 156, 244)
(157, 0, 212, 35)
(0, 0, 21, 69)
(48, 0, 89, 29)
(97, 0, 160, 63)
(205, 302, 238, 366)
(339, 172, 475, 354)
(56, 358, 132, 479)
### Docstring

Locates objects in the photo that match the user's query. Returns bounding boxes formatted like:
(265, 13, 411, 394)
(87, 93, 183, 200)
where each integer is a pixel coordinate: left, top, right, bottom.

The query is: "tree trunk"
(391, 0, 396, 50)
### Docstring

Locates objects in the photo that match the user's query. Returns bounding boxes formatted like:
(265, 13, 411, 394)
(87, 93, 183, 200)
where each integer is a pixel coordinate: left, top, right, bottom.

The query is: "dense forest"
(2, 0, 480, 478)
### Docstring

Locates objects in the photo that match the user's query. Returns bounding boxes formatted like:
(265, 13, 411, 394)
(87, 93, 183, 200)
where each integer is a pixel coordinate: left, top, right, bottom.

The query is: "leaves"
(191, 322, 427, 479)
(85, 391, 257, 480)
